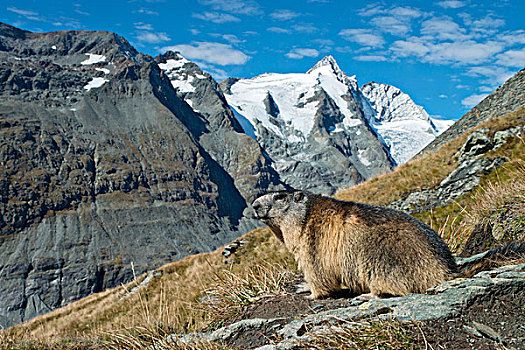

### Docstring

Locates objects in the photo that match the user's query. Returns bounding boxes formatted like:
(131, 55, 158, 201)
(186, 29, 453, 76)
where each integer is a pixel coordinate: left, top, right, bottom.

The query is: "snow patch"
(226, 61, 364, 140)
(84, 77, 108, 90)
(158, 55, 190, 72)
(81, 53, 107, 65)
(430, 118, 455, 135)
(372, 119, 436, 164)
(95, 67, 110, 74)
(358, 149, 372, 166)
(51, 45, 57, 50)
(169, 75, 195, 93)
(361, 82, 442, 164)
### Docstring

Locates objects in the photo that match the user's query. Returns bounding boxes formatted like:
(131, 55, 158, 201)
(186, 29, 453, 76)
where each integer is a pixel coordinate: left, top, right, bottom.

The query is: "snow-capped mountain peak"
(360, 81, 454, 164)
(160, 53, 454, 193)
(307, 55, 357, 89)
(307, 55, 342, 75)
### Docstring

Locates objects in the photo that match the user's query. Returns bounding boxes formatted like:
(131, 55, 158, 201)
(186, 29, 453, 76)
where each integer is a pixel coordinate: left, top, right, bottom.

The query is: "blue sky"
(3, 0, 525, 120)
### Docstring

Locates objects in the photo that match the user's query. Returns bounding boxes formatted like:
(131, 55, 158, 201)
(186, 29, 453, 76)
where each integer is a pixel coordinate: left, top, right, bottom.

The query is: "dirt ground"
(408, 285, 525, 350)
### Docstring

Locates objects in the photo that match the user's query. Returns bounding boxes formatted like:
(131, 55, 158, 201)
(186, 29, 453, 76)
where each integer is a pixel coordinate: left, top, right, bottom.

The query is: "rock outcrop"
(388, 126, 523, 213)
(169, 263, 525, 349)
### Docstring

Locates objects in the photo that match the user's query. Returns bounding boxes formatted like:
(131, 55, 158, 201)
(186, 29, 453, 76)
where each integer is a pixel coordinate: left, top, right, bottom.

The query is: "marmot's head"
(252, 190, 309, 240)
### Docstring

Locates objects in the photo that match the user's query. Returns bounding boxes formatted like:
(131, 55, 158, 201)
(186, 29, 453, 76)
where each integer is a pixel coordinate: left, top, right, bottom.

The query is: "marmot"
(253, 190, 459, 299)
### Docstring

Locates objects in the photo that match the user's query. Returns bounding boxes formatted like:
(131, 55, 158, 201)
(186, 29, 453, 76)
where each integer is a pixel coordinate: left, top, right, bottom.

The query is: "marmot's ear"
(293, 191, 304, 202)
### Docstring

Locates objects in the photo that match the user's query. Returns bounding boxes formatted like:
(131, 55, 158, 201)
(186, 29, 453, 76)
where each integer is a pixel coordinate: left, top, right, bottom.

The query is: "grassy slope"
(2, 109, 524, 349)
(3, 228, 296, 347)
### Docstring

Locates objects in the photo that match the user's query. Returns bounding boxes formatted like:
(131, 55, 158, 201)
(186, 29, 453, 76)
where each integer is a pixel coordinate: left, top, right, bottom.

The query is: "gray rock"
(457, 129, 493, 163)
(493, 126, 524, 149)
(471, 321, 502, 342)
(389, 128, 508, 213)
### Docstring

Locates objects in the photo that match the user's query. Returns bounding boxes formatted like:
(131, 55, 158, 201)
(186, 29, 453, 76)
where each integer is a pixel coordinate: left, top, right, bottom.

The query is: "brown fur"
(252, 190, 458, 299)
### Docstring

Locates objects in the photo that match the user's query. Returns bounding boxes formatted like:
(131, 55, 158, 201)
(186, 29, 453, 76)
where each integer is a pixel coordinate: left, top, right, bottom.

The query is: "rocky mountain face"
(220, 56, 451, 194)
(420, 67, 525, 155)
(154, 51, 280, 203)
(0, 23, 279, 327)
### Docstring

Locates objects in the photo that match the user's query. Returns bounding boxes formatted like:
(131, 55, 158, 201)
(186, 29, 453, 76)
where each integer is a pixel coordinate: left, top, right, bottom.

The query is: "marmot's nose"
(252, 202, 262, 212)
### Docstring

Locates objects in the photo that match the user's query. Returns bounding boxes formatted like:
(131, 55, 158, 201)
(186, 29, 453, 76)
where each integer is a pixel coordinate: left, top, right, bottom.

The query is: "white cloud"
(285, 48, 319, 59)
(136, 31, 170, 44)
(353, 55, 388, 62)
(339, 29, 385, 48)
(312, 39, 334, 46)
(421, 16, 469, 41)
(358, 5, 424, 18)
(209, 33, 245, 44)
(455, 84, 469, 89)
(371, 16, 411, 36)
(461, 93, 488, 107)
(270, 9, 301, 21)
(358, 5, 384, 17)
(391, 38, 429, 57)
(499, 31, 525, 46)
(479, 86, 494, 92)
(466, 66, 516, 85)
(193, 61, 229, 80)
(495, 48, 525, 67)
(312, 38, 334, 52)
(190, 29, 200, 35)
(439, 94, 448, 98)
(389, 6, 424, 18)
(471, 15, 505, 29)
(222, 34, 245, 44)
(134, 22, 153, 30)
(7, 7, 38, 16)
(267, 27, 290, 34)
(74, 9, 90, 16)
(391, 38, 505, 66)
(200, 0, 262, 15)
(436, 1, 468, 9)
(161, 42, 250, 65)
(192, 12, 240, 23)
(138, 8, 159, 15)
(292, 23, 318, 33)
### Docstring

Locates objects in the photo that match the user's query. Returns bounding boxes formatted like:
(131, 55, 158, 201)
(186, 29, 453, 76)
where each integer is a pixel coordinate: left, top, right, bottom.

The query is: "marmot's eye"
(274, 193, 287, 201)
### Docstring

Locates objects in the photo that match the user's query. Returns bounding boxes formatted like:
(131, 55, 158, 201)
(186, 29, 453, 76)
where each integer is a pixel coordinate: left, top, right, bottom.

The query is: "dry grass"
(103, 327, 231, 350)
(421, 158, 525, 254)
(201, 263, 295, 329)
(427, 206, 472, 253)
(0, 326, 102, 350)
(298, 318, 423, 350)
(337, 108, 525, 254)
(464, 161, 525, 237)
